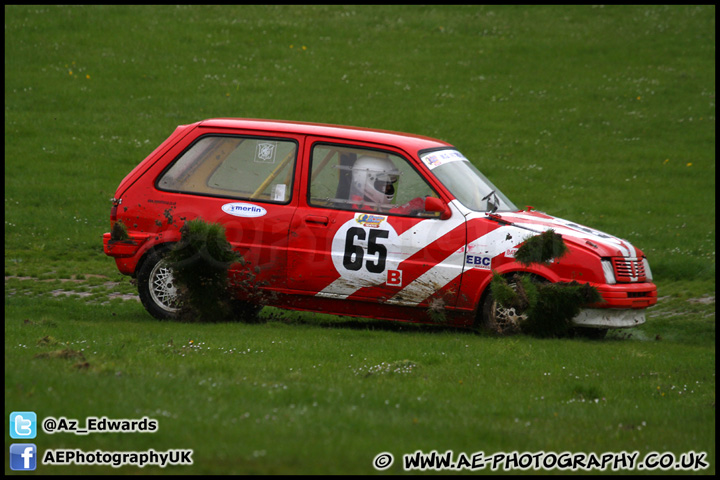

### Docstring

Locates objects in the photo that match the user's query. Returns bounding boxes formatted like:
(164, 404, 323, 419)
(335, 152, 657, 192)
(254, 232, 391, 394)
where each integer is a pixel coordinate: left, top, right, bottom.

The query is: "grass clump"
(165, 218, 241, 322)
(491, 273, 602, 338)
(109, 220, 130, 242)
(524, 280, 602, 338)
(515, 229, 568, 266)
(491, 231, 602, 337)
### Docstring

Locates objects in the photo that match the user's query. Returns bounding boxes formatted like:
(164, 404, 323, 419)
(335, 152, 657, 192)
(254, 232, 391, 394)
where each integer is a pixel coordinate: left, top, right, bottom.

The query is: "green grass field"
(5, 5, 715, 474)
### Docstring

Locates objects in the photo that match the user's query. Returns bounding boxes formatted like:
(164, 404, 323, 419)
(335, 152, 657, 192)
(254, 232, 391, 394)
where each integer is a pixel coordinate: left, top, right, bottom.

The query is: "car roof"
(196, 118, 454, 154)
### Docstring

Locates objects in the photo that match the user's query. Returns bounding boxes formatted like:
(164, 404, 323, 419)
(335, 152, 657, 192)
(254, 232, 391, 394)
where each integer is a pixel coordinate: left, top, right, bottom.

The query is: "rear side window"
(157, 135, 297, 203)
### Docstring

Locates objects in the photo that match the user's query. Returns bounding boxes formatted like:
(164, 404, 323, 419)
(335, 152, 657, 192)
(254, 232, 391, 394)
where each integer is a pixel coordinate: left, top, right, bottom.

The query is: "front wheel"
(479, 274, 541, 335)
(137, 247, 181, 320)
(480, 286, 527, 335)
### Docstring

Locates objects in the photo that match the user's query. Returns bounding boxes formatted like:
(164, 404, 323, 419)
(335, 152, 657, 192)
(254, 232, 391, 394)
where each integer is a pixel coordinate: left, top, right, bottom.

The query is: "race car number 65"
(331, 217, 401, 289)
(343, 227, 389, 273)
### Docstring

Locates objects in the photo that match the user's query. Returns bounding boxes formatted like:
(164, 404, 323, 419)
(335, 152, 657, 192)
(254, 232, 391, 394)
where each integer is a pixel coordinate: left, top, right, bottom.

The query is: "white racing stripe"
(317, 204, 465, 299)
(485, 212, 637, 258)
(389, 225, 524, 305)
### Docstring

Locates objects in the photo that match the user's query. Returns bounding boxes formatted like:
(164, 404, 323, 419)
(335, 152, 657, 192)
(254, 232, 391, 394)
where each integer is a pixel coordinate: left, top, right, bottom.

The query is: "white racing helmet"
(350, 156, 400, 206)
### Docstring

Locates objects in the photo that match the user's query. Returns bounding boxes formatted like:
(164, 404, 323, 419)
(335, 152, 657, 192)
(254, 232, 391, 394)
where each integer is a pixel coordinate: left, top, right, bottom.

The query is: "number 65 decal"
(330, 217, 400, 289)
(343, 227, 390, 273)
(343, 227, 389, 273)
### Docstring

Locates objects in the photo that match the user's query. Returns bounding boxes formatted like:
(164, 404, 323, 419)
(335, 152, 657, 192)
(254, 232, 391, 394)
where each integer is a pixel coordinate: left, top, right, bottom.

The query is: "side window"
(157, 135, 297, 203)
(308, 144, 439, 217)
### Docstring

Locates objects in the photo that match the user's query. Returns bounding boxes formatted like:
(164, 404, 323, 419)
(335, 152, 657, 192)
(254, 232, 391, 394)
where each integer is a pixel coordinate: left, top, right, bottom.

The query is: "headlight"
(601, 259, 616, 285)
(642, 257, 653, 281)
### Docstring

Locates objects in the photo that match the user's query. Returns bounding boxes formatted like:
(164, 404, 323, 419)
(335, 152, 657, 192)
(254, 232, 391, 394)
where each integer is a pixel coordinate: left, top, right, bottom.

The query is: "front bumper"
(570, 282, 655, 329)
(594, 282, 657, 309)
(571, 308, 646, 329)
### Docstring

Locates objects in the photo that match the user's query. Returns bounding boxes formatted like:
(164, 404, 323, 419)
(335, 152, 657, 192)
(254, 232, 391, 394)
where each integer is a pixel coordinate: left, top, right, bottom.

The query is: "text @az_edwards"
(42, 416, 157, 435)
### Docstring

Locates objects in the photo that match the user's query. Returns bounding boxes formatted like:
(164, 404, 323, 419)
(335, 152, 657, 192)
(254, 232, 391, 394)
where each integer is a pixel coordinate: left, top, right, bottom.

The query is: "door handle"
(305, 215, 329, 226)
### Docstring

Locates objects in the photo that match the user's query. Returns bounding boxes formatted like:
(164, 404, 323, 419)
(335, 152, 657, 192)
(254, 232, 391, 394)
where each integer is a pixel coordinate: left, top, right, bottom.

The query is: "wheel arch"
(134, 241, 178, 278)
(474, 264, 559, 322)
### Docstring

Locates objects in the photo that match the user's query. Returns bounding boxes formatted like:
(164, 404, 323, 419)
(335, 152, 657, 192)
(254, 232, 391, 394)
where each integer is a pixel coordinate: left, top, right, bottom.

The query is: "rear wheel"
(137, 246, 266, 322)
(137, 247, 181, 320)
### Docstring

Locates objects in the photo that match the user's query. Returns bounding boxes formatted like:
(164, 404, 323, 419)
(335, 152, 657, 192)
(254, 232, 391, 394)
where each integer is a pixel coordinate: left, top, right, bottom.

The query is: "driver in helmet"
(349, 155, 426, 215)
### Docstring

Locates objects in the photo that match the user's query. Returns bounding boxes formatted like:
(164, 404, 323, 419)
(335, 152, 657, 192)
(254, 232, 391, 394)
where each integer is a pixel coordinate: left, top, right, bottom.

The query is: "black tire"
(137, 247, 181, 320)
(480, 283, 527, 335)
(479, 273, 545, 335)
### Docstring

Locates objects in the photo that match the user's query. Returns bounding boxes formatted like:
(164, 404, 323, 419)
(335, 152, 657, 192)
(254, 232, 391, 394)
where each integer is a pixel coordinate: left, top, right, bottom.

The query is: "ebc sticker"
(465, 254, 492, 270)
(222, 203, 267, 218)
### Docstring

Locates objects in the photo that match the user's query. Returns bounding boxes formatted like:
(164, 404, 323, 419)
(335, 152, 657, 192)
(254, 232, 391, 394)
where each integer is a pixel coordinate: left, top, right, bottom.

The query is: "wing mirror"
(424, 197, 452, 220)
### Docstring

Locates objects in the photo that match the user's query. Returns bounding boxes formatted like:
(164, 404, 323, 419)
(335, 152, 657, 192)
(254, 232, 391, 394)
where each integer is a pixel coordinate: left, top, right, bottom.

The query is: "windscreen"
(419, 149, 517, 212)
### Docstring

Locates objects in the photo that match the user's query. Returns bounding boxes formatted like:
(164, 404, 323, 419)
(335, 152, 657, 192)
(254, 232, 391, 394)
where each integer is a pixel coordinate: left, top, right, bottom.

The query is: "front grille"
(612, 257, 646, 283)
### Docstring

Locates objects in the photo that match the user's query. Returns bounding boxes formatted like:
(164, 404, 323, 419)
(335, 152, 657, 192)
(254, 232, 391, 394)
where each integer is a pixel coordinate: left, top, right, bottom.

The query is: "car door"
(153, 132, 301, 292)
(287, 141, 467, 310)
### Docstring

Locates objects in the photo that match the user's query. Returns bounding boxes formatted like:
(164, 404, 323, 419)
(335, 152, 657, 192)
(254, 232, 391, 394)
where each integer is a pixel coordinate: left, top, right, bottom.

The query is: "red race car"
(103, 119, 656, 334)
